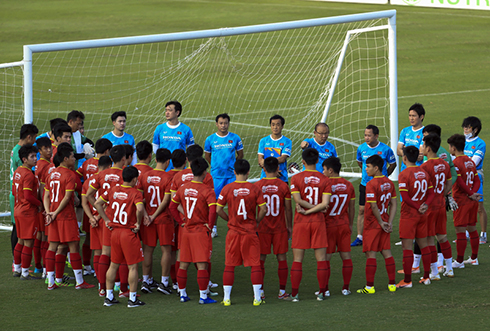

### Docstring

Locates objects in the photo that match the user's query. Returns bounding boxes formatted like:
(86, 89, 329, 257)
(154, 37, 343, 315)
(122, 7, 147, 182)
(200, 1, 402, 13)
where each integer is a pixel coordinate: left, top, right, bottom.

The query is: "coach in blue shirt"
(300, 123, 337, 173)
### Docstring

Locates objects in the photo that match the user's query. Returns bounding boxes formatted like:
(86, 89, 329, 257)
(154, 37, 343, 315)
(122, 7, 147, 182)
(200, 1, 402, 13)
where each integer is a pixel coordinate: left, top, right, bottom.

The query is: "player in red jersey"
(420, 134, 454, 279)
(352, 155, 397, 294)
(138, 148, 175, 295)
(396, 146, 435, 288)
(217, 159, 267, 306)
(76, 138, 112, 180)
(169, 157, 217, 304)
(51, 123, 72, 163)
(255, 157, 292, 300)
(99, 166, 146, 308)
(12, 145, 41, 280)
(447, 134, 481, 268)
(287, 148, 329, 302)
(134, 140, 154, 175)
(43, 143, 94, 290)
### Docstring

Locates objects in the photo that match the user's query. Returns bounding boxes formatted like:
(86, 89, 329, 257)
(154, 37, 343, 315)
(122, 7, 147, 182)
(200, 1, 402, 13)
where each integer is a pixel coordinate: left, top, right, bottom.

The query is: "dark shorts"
(359, 184, 366, 206)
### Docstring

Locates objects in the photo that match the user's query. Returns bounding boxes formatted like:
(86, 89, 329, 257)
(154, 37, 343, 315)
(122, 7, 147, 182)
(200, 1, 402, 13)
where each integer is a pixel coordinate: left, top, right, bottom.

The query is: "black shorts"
(359, 184, 366, 206)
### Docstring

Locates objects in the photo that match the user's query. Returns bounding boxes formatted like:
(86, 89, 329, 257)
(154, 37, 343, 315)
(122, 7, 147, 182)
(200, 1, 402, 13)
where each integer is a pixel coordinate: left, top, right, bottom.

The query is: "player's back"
(134, 163, 153, 176)
(13, 166, 38, 216)
(364, 176, 396, 229)
(421, 158, 451, 210)
(36, 158, 55, 186)
(91, 167, 123, 196)
(174, 181, 215, 230)
(170, 168, 214, 192)
(77, 157, 99, 180)
(398, 166, 431, 217)
(290, 170, 328, 223)
(140, 169, 173, 224)
(104, 185, 142, 229)
(255, 177, 291, 233)
(47, 166, 77, 221)
(324, 177, 355, 228)
(452, 155, 478, 204)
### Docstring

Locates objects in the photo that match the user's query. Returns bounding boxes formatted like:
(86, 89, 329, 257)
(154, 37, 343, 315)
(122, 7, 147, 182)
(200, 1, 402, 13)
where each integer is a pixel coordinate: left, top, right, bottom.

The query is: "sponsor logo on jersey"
(380, 183, 392, 192)
(213, 143, 233, 149)
(147, 176, 161, 184)
(113, 192, 128, 200)
(105, 174, 120, 182)
(332, 183, 347, 192)
(414, 171, 426, 180)
(87, 164, 98, 172)
(399, 183, 406, 188)
(233, 188, 250, 197)
(440, 153, 448, 160)
(304, 176, 320, 185)
(184, 188, 198, 197)
(161, 135, 182, 142)
(218, 194, 223, 200)
(14, 173, 21, 180)
(290, 184, 295, 190)
(182, 173, 194, 182)
(262, 185, 278, 193)
(366, 193, 375, 198)
(434, 164, 446, 172)
(51, 172, 61, 180)
(464, 161, 475, 169)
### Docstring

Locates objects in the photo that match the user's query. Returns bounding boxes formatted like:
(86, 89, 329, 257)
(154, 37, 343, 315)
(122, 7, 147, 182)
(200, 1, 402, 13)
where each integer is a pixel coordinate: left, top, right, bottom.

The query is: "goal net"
(1, 10, 398, 222)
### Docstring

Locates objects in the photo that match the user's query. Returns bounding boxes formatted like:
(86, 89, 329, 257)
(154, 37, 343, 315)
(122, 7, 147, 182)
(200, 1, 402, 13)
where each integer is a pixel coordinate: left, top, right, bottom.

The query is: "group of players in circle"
(9, 100, 486, 307)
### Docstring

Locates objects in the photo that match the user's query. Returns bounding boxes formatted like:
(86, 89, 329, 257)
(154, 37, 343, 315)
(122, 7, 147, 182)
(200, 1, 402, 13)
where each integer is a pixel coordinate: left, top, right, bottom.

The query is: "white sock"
(279, 289, 285, 295)
(142, 275, 149, 283)
(115, 281, 121, 289)
(413, 254, 421, 268)
(366, 285, 373, 290)
(47, 272, 55, 286)
(445, 258, 453, 272)
(21, 267, 29, 277)
(161, 276, 169, 287)
(67, 252, 71, 263)
(129, 292, 137, 302)
(179, 287, 187, 297)
(253, 284, 262, 301)
(437, 253, 444, 267)
(74, 269, 84, 285)
(56, 277, 63, 283)
(43, 267, 46, 275)
(430, 262, 438, 275)
(223, 285, 232, 301)
(357, 235, 363, 241)
(481, 232, 486, 238)
(106, 289, 114, 300)
(200, 290, 208, 300)
(14, 264, 21, 273)
(466, 230, 470, 239)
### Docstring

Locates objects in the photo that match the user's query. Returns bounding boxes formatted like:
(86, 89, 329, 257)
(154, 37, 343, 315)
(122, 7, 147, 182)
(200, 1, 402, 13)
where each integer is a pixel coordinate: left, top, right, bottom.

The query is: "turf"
(1, 0, 490, 330)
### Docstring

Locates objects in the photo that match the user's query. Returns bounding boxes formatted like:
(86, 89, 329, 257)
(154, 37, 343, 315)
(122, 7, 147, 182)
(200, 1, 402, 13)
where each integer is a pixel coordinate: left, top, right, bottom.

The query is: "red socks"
(93, 255, 100, 277)
(251, 266, 262, 285)
(82, 243, 92, 266)
(21, 245, 33, 269)
(456, 232, 467, 263)
(290, 262, 302, 297)
(33, 238, 42, 269)
(429, 245, 437, 264)
(223, 266, 235, 286)
(177, 268, 187, 290)
(440, 240, 452, 259)
(403, 250, 414, 283)
(366, 258, 377, 287)
(421, 246, 431, 279)
(278, 260, 288, 291)
(14, 243, 23, 265)
(98, 254, 110, 290)
(469, 230, 479, 260)
(70, 252, 83, 270)
(384, 256, 396, 285)
(197, 269, 209, 291)
(170, 264, 177, 284)
(317, 261, 328, 293)
(119, 264, 129, 292)
(55, 254, 66, 280)
(45, 250, 56, 273)
(41, 241, 49, 269)
(260, 260, 265, 286)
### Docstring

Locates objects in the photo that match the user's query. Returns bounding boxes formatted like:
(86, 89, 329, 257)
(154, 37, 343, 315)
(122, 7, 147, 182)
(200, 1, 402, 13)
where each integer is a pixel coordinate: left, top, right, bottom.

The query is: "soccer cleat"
(443, 269, 454, 278)
(127, 299, 145, 308)
(452, 260, 465, 269)
(437, 265, 445, 273)
(429, 273, 441, 281)
(221, 299, 231, 306)
(103, 297, 120, 307)
(356, 286, 375, 294)
(316, 293, 325, 301)
(114, 284, 120, 292)
(157, 283, 173, 295)
(278, 292, 290, 300)
(99, 289, 106, 297)
(253, 299, 264, 306)
(260, 290, 265, 300)
(463, 257, 479, 266)
(20, 274, 41, 280)
(419, 277, 431, 285)
(83, 266, 94, 276)
(341, 289, 351, 296)
(141, 282, 152, 294)
(42, 271, 46, 279)
(208, 280, 218, 288)
(147, 280, 159, 289)
(56, 280, 74, 287)
(350, 237, 363, 247)
(396, 280, 412, 289)
(76, 281, 96, 289)
(284, 294, 299, 302)
(208, 290, 219, 297)
(394, 240, 402, 246)
(119, 291, 140, 298)
(211, 226, 218, 238)
(199, 297, 217, 304)
(479, 236, 487, 245)
(13, 271, 21, 277)
(388, 285, 396, 292)
(180, 296, 191, 303)
(172, 283, 179, 290)
(34, 267, 43, 274)
(47, 284, 59, 290)
(397, 267, 420, 274)
(63, 273, 75, 281)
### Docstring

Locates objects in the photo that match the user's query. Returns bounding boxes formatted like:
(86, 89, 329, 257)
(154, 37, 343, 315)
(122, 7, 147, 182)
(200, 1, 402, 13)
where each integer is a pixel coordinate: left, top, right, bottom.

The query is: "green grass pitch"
(1, 0, 490, 330)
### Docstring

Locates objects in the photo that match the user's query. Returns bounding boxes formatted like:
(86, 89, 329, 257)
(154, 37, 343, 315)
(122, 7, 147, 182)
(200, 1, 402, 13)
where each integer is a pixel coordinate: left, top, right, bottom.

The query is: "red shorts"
(225, 229, 261, 267)
(38, 213, 45, 232)
(49, 219, 80, 243)
(111, 228, 144, 265)
(453, 202, 478, 227)
(326, 224, 351, 254)
(15, 213, 38, 240)
(428, 207, 447, 236)
(399, 214, 427, 239)
(90, 221, 103, 250)
(363, 228, 391, 253)
(291, 222, 327, 250)
(259, 231, 289, 255)
(82, 213, 91, 233)
(102, 222, 112, 247)
(179, 228, 212, 263)
(141, 222, 175, 247)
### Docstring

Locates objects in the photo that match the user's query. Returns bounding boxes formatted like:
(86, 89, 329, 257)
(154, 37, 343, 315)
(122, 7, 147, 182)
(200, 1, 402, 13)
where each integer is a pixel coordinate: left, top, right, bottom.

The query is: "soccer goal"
(1, 10, 398, 223)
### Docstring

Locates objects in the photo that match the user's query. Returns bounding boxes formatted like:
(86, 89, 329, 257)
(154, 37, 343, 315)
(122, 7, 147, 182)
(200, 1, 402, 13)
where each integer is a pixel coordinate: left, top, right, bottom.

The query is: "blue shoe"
(34, 268, 43, 274)
(199, 297, 217, 304)
(180, 296, 190, 303)
(351, 238, 363, 247)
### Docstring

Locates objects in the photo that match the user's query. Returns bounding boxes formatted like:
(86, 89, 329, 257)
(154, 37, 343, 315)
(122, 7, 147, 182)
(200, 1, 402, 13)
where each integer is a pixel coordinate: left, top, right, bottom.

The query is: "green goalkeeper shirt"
(10, 144, 22, 191)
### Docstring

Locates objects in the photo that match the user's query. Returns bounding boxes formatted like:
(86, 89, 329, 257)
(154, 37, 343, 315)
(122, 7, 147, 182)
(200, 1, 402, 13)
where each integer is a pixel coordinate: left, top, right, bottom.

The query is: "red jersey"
(90, 167, 123, 198)
(217, 181, 266, 234)
(81, 174, 99, 217)
(140, 169, 174, 225)
(13, 166, 39, 218)
(254, 177, 291, 234)
(290, 170, 329, 224)
(452, 155, 478, 206)
(101, 185, 144, 229)
(324, 177, 356, 228)
(364, 176, 397, 230)
(35, 158, 55, 186)
(134, 163, 153, 176)
(50, 143, 58, 163)
(171, 181, 216, 232)
(398, 166, 432, 219)
(170, 168, 214, 192)
(45, 166, 78, 222)
(421, 158, 452, 210)
(77, 157, 99, 180)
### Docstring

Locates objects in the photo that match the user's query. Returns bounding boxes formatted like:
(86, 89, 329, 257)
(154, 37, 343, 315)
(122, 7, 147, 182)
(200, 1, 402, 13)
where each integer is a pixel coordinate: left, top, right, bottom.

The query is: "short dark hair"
(423, 133, 441, 154)
(171, 149, 187, 168)
(447, 134, 465, 152)
(98, 155, 113, 168)
(366, 124, 379, 136)
(52, 153, 61, 167)
(403, 146, 419, 163)
(122, 166, 139, 182)
(215, 113, 230, 123)
(95, 138, 113, 154)
(67, 110, 85, 123)
(20, 124, 39, 140)
(366, 155, 384, 172)
(165, 101, 182, 117)
(423, 124, 441, 137)
(36, 137, 52, 150)
(56, 142, 74, 161)
(136, 140, 152, 160)
(190, 157, 209, 177)
(156, 148, 171, 163)
(322, 157, 341, 174)
(186, 144, 203, 162)
(53, 123, 72, 140)
(270, 114, 285, 126)
(19, 144, 38, 162)
(111, 111, 126, 122)
(302, 148, 319, 166)
(314, 123, 329, 132)
(235, 159, 250, 175)
(124, 144, 134, 159)
(409, 103, 425, 121)
(110, 145, 126, 163)
(264, 157, 279, 173)
(462, 116, 482, 137)
(50, 118, 67, 132)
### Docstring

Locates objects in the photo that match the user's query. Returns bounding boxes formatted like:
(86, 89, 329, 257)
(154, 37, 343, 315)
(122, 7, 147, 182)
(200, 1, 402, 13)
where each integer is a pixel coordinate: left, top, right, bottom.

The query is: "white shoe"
(341, 289, 351, 296)
(443, 269, 454, 278)
(314, 290, 330, 297)
(429, 273, 441, 281)
(463, 256, 479, 266)
(437, 265, 445, 273)
(395, 241, 402, 246)
(211, 226, 218, 238)
(208, 280, 218, 288)
(452, 260, 465, 269)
